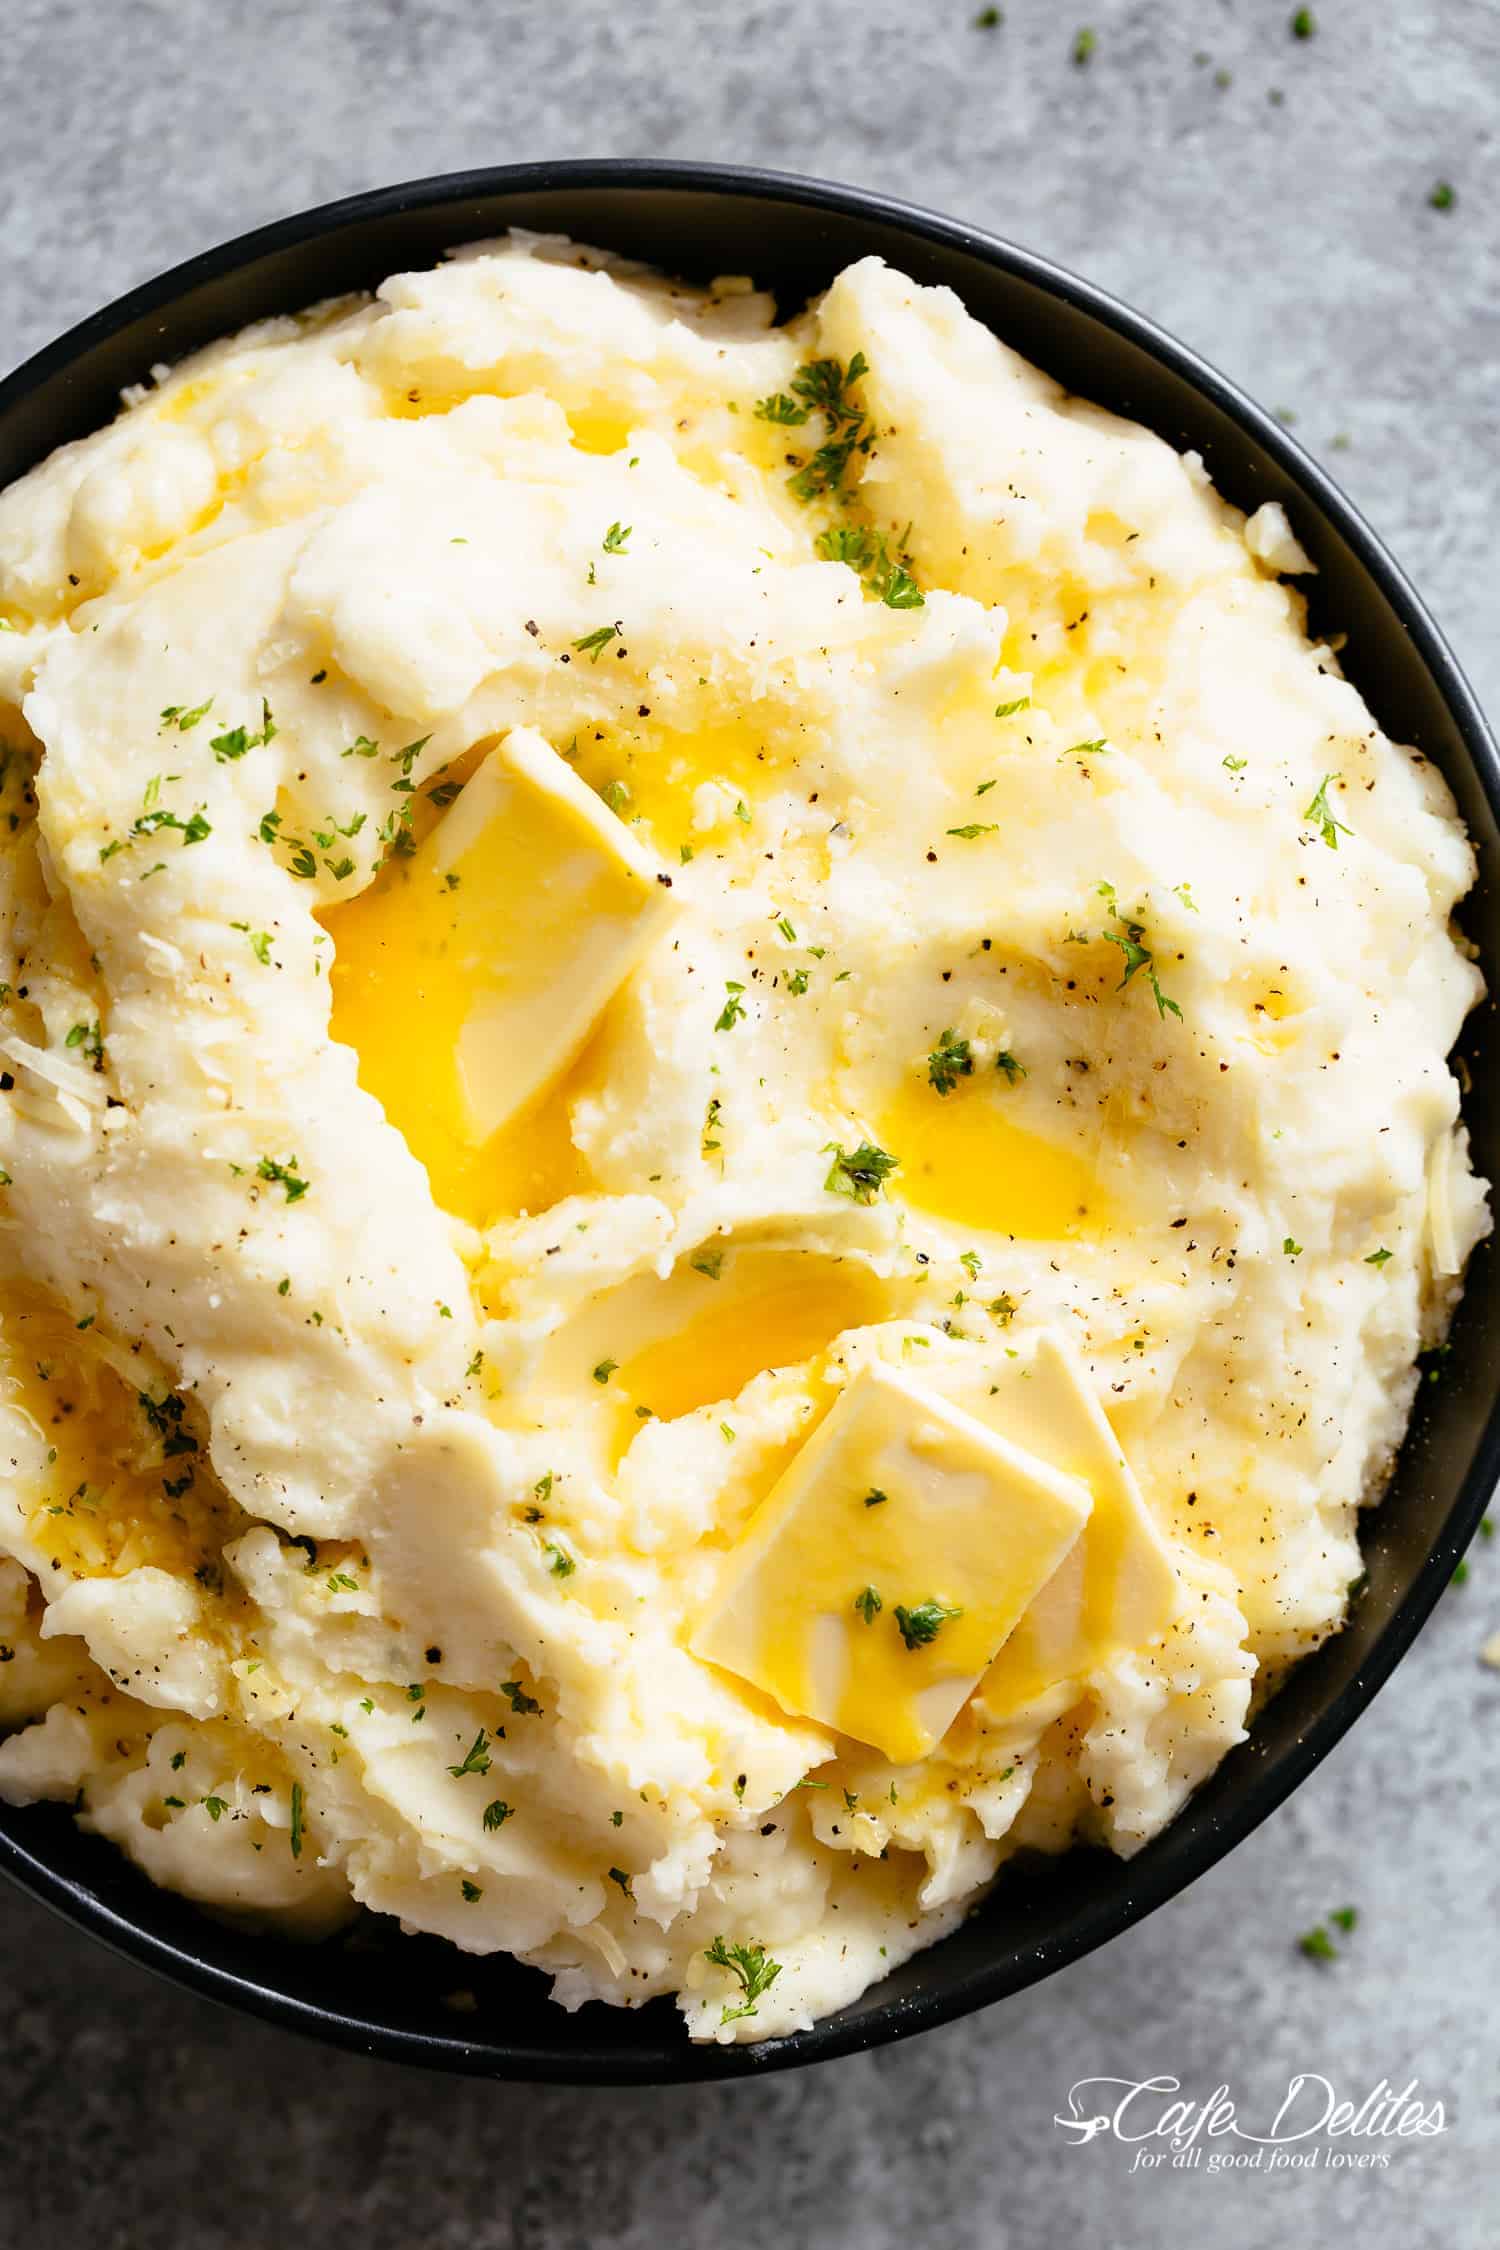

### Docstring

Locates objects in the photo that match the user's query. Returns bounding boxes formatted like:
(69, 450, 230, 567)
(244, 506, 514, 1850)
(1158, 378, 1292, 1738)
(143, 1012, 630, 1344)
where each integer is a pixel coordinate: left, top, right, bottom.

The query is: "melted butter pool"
(879, 1077, 1115, 1241)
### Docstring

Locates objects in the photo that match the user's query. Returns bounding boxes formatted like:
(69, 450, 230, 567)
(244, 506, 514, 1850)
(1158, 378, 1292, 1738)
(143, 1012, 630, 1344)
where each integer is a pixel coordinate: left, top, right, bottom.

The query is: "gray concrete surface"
(1, 1, 1497, 2244)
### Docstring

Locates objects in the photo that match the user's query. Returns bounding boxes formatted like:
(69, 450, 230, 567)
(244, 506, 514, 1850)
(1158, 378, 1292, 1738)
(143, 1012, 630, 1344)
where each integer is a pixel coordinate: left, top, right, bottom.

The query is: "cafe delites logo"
(1053, 2073, 1448, 2174)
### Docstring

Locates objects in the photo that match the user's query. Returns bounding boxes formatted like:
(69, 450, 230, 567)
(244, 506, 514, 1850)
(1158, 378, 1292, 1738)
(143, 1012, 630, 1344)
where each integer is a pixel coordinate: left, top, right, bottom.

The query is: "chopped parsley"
(1366, 1247, 1393, 1267)
(501, 1681, 541, 1715)
(460, 1879, 483, 1902)
(927, 1028, 974, 1095)
(814, 521, 923, 609)
(573, 624, 621, 662)
(602, 521, 631, 553)
(1096, 881, 1182, 1020)
(880, 561, 924, 610)
(202, 1794, 228, 1822)
(1430, 180, 1456, 211)
(715, 980, 747, 1031)
(704, 1935, 783, 2025)
(1060, 738, 1108, 759)
(256, 1154, 309, 1203)
(854, 1586, 883, 1625)
(863, 1488, 889, 1509)
(546, 1540, 577, 1578)
(894, 1598, 963, 1650)
(1290, 6, 1315, 35)
(312, 810, 367, 844)
(823, 1139, 899, 1205)
(289, 1781, 304, 1859)
(483, 1800, 514, 1831)
(138, 1389, 199, 1460)
(593, 1359, 618, 1385)
(995, 1050, 1026, 1084)
(391, 735, 432, 778)
(691, 1246, 725, 1281)
(1284, 1236, 1303, 1258)
(754, 391, 811, 426)
(946, 822, 998, 841)
(447, 1728, 492, 1779)
(1298, 1924, 1337, 1961)
(608, 1866, 634, 1899)
(210, 701, 276, 762)
(774, 352, 873, 505)
(994, 697, 1031, 718)
(1304, 772, 1351, 849)
(1072, 24, 1096, 64)
(160, 699, 213, 731)
(106, 779, 213, 859)
(230, 921, 273, 965)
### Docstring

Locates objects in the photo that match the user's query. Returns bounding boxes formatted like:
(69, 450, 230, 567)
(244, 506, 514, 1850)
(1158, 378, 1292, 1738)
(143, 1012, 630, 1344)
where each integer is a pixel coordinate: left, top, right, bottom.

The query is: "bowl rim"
(0, 155, 1496, 2085)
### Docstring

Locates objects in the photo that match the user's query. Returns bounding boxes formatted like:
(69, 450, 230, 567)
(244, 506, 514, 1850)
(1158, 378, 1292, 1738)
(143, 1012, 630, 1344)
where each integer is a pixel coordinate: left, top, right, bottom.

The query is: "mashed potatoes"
(0, 235, 1484, 2043)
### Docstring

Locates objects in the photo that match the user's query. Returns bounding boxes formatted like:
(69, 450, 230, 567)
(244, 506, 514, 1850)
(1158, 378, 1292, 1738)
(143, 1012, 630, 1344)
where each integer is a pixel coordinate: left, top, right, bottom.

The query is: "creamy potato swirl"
(0, 237, 1483, 2041)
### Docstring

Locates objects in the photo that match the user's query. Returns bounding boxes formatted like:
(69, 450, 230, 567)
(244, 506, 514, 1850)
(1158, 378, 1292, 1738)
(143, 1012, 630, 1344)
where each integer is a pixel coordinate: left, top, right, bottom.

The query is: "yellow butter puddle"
(0, 1284, 245, 1598)
(320, 736, 664, 1229)
(321, 716, 814, 1232)
(324, 845, 601, 1223)
(568, 715, 799, 863)
(879, 1077, 1116, 1241)
(616, 1250, 891, 1426)
(384, 384, 635, 460)
(516, 1248, 891, 1461)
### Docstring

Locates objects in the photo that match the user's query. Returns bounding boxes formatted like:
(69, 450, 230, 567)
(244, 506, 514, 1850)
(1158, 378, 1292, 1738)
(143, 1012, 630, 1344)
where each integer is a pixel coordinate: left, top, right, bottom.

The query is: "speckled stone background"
(1, 2, 1497, 2243)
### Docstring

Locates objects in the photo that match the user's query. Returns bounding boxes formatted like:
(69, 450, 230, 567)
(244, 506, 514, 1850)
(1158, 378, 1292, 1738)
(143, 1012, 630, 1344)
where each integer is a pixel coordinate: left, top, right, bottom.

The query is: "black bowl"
(1, 160, 1496, 2084)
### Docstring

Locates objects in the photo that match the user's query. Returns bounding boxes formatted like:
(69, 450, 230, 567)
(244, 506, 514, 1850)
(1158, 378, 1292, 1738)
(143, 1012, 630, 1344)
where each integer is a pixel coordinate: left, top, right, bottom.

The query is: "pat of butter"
(948, 1331, 1181, 1720)
(433, 727, 674, 1141)
(325, 726, 674, 1201)
(691, 1361, 1092, 1764)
